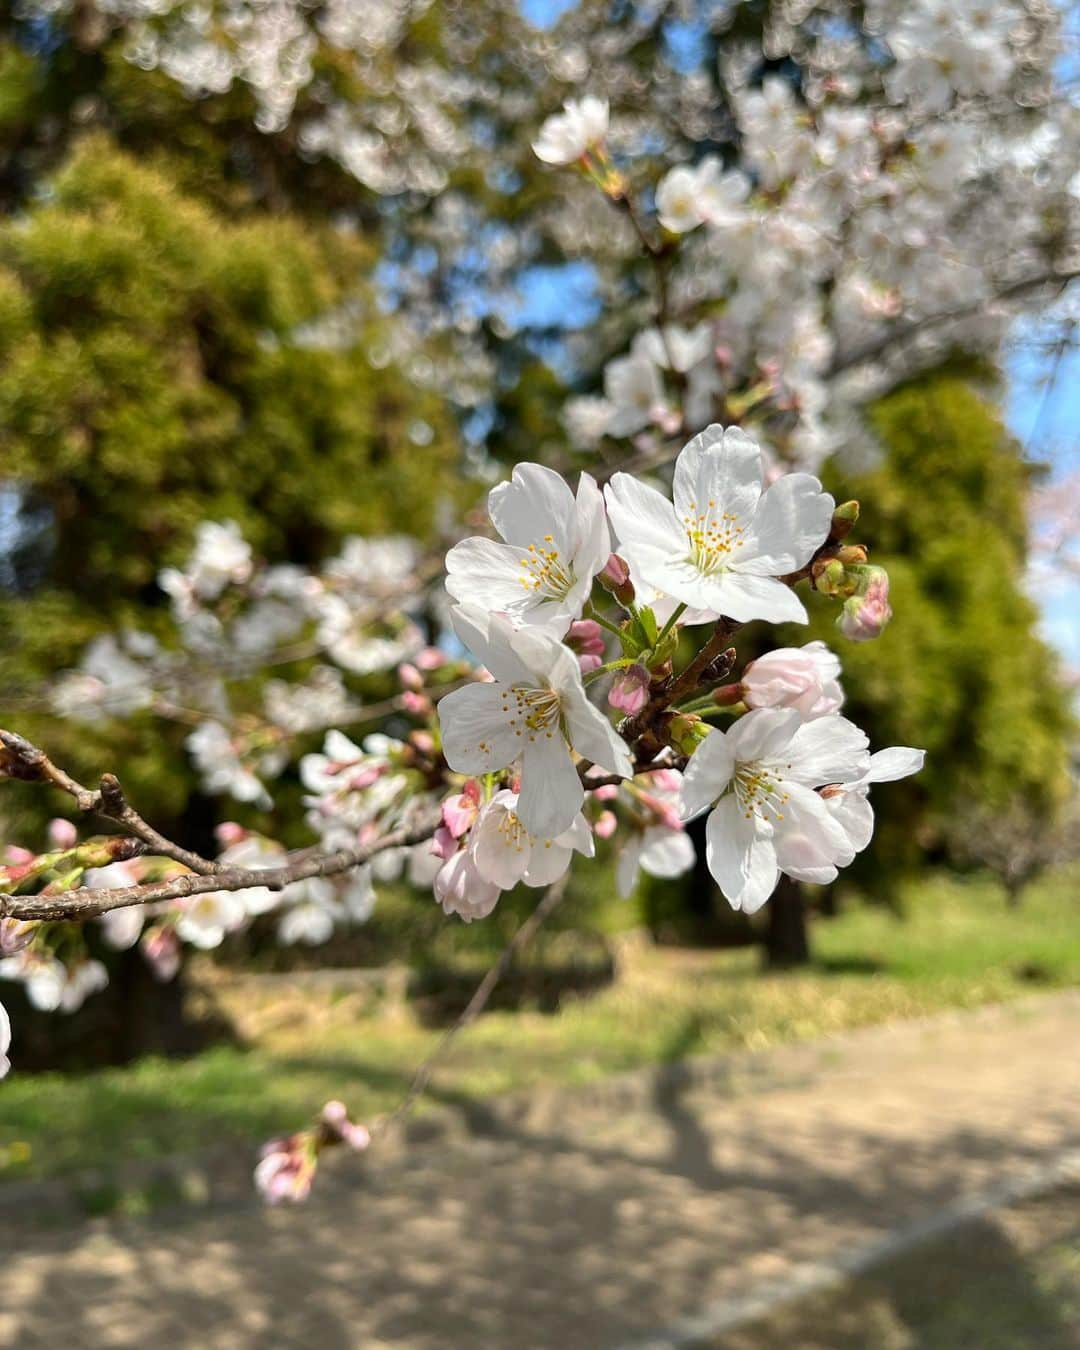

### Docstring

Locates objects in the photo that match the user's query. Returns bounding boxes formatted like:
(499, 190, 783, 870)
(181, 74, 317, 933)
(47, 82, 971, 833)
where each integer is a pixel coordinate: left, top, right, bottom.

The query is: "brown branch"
(0, 728, 221, 876)
(0, 807, 443, 922)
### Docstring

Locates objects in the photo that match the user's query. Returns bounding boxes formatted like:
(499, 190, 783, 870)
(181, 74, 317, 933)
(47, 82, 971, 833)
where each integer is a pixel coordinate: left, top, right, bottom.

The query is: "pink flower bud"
(141, 926, 181, 983)
(48, 818, 77, 850)
(400, 691, 430, 716)
(591, 783, 619, 802)
(577, 653, 603, 675)
(397, 662, 423, 691)
(608, 665, 650, 716)
(741, 642, 844, 719)
(567, 619, 605, 658)
(416, 647, 447, 671)
(600, 554, 630, 588)
(321, 1100, 371, 1151)
(837, 568, 892, 642)
(410, 730, 436, 755)
(593, 810, 617, 839)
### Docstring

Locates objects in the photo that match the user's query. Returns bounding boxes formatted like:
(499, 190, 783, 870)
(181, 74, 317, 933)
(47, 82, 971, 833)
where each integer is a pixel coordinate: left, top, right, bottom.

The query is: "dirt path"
(1, 992, 1077, 1349)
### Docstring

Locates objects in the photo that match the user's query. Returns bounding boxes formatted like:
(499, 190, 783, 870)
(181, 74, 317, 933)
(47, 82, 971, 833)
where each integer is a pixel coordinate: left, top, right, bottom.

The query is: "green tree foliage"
(0, 137, 462, 835)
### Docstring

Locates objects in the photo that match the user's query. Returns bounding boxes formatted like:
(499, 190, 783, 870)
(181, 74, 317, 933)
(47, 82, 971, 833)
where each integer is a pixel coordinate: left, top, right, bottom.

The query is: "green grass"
(1, 865, 1077, 1185)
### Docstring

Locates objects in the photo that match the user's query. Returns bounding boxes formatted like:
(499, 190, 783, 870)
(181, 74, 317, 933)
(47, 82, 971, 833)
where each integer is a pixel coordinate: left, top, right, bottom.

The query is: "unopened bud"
(814, 558, 852, 597)
(711, 682, 743, 707)
(598, 554, 635, 606)
(830, 501, 859, 540)
(836, 566, 892, 642)
(608, 665, 650, 717)
(667, 713, 711, 756)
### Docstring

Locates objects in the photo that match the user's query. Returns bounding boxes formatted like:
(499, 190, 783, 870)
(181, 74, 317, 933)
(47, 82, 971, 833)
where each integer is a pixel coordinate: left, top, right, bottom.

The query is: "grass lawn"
(0, 864, 1077, 1186)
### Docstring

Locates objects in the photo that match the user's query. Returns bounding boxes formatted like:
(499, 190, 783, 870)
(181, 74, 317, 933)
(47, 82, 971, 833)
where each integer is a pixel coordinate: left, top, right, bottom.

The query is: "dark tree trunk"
(764, 876, 811, 968)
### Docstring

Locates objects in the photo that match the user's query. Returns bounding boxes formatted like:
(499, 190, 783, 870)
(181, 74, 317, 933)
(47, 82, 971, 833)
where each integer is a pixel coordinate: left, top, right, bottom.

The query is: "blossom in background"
(469, 790, 594, 890)
(276, 877, 343, 946)
(175, 890, 247, 949)
(1, 1000, 10, 1079)
(0, 954, 109, 1013)
(741, 642, 844, 719)
(656, 159, 751, 234)
(615, 770, 696, 897)
(605, 424, 834, 624)
(255, 1133, 317, 1205)
(159, 519, 253, 615)
(679, 708, 874, 912)
(186, 721, 274, 810)
(446, 463, 609, 635)
(532, 95, 609, 165)
(438, 606, 633, 838)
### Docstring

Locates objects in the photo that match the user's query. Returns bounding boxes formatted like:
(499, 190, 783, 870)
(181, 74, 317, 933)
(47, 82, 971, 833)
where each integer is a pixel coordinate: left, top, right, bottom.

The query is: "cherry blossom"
(469, 790, 594, 890)
(679, 708, 875, 912)
(438, 606, 633, 838)
(822, 747, 927, 861)
(532, 96, 609, 166)
(605, 425, 834, 624)
(614, 771, 697, 898)
(445, 463, 609, 635)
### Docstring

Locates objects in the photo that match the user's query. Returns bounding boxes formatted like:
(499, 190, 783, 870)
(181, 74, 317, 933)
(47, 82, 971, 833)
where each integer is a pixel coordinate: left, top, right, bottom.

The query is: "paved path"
(1, 993, 1078, 1348)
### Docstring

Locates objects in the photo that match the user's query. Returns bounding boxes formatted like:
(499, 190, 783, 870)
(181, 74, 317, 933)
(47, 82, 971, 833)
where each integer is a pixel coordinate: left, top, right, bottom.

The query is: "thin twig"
(373, 873, 571, 1138)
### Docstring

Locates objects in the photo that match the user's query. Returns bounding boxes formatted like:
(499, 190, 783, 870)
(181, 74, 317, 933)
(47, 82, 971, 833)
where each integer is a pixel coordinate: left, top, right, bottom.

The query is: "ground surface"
(2, 866, 1077, 1184)
(1, 990, 1077, 1348)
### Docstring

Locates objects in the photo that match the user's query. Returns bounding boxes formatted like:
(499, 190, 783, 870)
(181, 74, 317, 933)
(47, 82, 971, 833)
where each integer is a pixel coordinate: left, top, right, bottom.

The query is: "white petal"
(437, 682, 521, 775)
(449, 605, 532, 685)
(727, 707, 803, 764)
(865, 747, 926, 783)
(616, 836, 644, 897)
(518, 734, 584, 838)
(772, 781, 853, 882)
(472, 811, 532, 890)
(554, 812, 596, 858)
(522, 840, 574, 886)
(640, 828, 696, 879)
(445, 538, 544, 613)
(705, 797, 779, 913)
(740, 474, 834, 574)
(785, 714, 871, 786)
(574, 471, 611, 576)
(672, 424, 763, 526)
(827, 788, 875, 856)
(697, 571, 809, 624)
(679, 727, 736, 821)
(489, 462, 577, 554)
(605, 474, 681, 556)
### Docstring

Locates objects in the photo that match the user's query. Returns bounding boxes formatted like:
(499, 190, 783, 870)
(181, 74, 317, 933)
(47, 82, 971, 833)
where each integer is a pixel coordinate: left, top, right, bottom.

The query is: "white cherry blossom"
(679, 708, 875, 912)
(605, 425, 834, 625)
(176, 890, 247, 949)
(470, 790, 594, 890)
(656, 159, 751, 234)
(532, 96, 609, 165)
(438, 606, 633, 838)
(445, 463, 609, 635)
